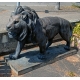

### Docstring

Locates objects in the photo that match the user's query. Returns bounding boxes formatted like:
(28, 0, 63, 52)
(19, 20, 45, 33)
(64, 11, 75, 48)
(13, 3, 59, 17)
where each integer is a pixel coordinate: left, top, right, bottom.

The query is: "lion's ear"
(22, 14, 27, 20)
(21, 11, 32, 27)
(22, 15, 32, 26)
(21, 11, 28, 20)
(22, 14, 28, 21)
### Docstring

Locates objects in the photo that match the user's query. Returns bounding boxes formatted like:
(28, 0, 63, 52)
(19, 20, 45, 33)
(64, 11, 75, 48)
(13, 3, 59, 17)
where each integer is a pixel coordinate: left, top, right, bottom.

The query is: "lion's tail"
(70, 23, 73, 31)
(70, 23, 73, 37)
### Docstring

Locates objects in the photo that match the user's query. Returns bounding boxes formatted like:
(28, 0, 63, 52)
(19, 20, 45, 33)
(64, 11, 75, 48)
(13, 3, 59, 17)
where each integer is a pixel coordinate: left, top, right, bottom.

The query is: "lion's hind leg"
(59, 26, 72, 50)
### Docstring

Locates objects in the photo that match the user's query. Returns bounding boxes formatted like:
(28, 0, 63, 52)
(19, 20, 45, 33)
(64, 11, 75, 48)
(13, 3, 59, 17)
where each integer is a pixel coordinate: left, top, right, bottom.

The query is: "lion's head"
(6, 11, 32, 41)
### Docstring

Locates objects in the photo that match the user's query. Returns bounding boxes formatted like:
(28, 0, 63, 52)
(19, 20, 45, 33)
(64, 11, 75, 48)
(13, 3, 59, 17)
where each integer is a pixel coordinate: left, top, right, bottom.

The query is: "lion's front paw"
(9, 54, 19, 60)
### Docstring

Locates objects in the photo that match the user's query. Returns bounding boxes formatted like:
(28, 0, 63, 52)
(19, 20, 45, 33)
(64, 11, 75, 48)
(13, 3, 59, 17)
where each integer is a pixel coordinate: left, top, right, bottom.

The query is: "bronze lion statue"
(6, 9, 72, 60)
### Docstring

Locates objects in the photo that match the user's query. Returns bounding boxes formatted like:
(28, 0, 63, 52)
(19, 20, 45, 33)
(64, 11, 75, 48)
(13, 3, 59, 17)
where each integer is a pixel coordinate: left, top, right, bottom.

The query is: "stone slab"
(5, 44, 78, 75)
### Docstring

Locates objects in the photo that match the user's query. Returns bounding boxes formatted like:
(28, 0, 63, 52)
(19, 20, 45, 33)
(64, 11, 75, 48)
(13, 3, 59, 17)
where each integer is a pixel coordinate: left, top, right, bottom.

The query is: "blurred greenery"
(73, 22, 80, 37)
(68, 71, 76, 77)
(72, 3, 80, 8)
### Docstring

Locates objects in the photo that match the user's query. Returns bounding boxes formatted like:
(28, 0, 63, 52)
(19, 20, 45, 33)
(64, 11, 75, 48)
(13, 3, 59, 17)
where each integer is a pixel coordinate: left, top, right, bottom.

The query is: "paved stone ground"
(20, 55, 80, 77)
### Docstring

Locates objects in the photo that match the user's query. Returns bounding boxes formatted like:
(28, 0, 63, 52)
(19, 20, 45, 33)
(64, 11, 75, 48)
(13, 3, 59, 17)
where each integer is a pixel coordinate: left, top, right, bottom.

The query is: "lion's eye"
(14, 21, 19, 24)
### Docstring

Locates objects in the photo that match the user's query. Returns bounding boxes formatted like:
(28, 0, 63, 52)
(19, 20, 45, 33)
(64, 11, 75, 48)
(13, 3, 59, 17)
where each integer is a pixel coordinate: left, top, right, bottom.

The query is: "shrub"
(73, 22, 80, 37)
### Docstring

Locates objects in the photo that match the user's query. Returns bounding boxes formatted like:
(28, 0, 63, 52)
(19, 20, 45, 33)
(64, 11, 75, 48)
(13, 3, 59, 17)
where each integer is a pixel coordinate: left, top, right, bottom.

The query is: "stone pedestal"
(5, 43, 77, 75)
